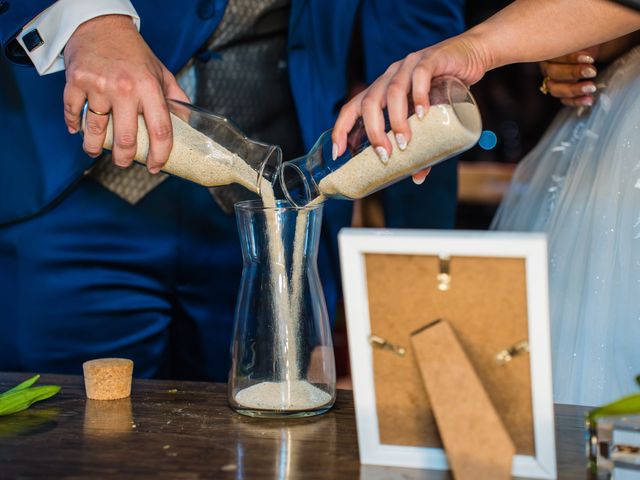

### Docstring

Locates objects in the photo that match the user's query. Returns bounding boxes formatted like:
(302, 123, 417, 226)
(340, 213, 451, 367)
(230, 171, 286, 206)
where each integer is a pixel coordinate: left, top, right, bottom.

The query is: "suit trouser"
(0, 176, 247, 381)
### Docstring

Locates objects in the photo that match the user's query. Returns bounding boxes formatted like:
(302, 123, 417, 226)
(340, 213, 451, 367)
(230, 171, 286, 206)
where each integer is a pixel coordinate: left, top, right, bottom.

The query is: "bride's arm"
(472, 0, 640, 69)
(332, 0, 640, 167)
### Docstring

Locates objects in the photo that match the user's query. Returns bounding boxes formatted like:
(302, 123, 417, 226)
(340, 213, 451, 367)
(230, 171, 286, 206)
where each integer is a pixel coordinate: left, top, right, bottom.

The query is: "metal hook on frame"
(495, 340, 530, 365)
(437, 255, 451, 291)
(368, 335, 406, 357)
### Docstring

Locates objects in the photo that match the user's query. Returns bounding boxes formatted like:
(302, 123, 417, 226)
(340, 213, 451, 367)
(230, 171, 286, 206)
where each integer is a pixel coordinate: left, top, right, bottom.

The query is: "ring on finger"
(539, 76, 551, 95)
(82, 100, 111, 118)
(88, 106, 111, 116)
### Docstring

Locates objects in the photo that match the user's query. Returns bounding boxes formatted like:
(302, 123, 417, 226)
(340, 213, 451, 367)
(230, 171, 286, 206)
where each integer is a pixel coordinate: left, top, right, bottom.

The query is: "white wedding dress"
(492, 47, 640, 406)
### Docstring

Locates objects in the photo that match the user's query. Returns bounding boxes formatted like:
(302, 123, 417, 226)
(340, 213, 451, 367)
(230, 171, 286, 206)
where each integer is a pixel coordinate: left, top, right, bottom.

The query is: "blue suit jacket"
(0, 0, 463, 226)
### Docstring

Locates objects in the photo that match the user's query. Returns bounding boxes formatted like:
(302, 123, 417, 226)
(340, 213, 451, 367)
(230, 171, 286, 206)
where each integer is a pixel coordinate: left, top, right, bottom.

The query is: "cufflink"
(23, 29, 44, 52)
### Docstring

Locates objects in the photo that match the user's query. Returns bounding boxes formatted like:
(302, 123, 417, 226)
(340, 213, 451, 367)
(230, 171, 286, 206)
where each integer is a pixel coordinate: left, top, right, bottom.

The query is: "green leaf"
(0, 385, 61, 417)
(0, 375, 41, 398)
(587, 393, 640, 425)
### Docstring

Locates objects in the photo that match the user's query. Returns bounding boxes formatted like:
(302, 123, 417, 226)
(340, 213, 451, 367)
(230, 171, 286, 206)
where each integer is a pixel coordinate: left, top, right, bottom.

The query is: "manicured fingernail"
(395, 133, 407, 151)
(578, 55, 594, 64)
(149, 166, 161, 174)
(581, 97, 594, 107)
(582, 67, 597, 79)
(413, 175, 426, 186)
(582, 84, 597, 94)
(375, 146, 389, 164)
(68, 126, 78, 134)
(416, 105, 425, 120)
(332, 142, 338, 161)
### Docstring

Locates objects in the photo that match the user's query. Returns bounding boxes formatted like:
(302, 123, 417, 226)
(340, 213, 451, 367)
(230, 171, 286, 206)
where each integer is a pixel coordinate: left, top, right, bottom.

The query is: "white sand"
(103, 113, 259, 192)
(260, 182, 300, 385)
(288, 196, 323, 330)
(318, 103, 480, 199)
(289, 210, 308, 330)
(234, 380, 331, 411)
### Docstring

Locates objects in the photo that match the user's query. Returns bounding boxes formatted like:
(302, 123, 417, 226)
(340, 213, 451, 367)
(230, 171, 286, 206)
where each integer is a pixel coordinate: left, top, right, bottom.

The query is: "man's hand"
(63, 14, 189, 173)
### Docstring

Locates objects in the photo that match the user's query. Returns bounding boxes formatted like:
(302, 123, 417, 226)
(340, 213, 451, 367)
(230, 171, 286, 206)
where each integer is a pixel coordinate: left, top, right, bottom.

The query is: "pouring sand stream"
(103, 112, 328, 411)
(103, 103, 479, 413)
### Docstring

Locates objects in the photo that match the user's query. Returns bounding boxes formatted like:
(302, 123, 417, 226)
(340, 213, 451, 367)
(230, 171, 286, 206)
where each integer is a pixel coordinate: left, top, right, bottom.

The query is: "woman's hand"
(63, 14, 189, 173)
(540, 46, 600, 108)
(331, 34, 490, 183)
(331, 0, 640, 184)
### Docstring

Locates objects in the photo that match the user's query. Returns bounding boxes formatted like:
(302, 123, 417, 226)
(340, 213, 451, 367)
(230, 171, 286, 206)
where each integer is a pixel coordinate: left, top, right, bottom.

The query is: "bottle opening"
(435, 76, 482, 139)
(257, 145, 283, 197)
(280, 161, 312, 208)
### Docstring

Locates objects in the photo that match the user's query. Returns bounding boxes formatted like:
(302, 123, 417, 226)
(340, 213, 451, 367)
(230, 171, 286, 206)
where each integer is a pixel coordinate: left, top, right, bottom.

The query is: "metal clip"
(368, 335, 406, 357)
(496, 340, 530, 365)
(437, 255, 451, 291)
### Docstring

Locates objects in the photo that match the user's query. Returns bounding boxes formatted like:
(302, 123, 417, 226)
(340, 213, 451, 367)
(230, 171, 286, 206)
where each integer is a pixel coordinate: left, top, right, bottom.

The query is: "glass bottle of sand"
(278, 76, 482, 206)
(81, 99, 281, 199)
(229, 199, 336, 418)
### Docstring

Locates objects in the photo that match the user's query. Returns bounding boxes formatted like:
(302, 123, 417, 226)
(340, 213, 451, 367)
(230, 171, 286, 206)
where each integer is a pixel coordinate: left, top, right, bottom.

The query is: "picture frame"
(338, 228, 557, 479)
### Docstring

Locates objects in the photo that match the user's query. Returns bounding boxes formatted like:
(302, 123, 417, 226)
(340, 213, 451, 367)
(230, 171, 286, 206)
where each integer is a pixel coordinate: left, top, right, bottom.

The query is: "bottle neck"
(279, 130, 338, 207)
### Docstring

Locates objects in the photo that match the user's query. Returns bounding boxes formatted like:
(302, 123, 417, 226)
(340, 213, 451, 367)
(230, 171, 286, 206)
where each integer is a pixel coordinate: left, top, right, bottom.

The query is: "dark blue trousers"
(0, 177, 245, 381)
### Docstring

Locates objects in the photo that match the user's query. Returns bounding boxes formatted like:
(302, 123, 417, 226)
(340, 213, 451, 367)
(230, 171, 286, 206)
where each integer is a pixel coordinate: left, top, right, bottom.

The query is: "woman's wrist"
(456, 28, 497, 77)
(464, 0, 640, 70)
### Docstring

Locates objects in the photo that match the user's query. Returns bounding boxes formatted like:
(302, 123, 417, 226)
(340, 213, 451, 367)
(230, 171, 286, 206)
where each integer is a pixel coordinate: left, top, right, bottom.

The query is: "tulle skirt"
(492, 47, 640, 406)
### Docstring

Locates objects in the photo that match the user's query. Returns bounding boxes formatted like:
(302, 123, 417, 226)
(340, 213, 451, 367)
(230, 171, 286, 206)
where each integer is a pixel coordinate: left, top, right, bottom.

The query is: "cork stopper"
(83, 358, 134, 400)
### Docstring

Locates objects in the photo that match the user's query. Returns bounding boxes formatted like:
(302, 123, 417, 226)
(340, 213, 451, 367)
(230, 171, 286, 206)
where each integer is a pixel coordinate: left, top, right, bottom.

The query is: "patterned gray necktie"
(90, 0, 301, 213)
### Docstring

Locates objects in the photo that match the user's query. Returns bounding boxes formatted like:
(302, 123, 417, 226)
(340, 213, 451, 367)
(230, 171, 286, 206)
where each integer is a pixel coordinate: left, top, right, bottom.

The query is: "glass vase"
(228, 199, 335, 418)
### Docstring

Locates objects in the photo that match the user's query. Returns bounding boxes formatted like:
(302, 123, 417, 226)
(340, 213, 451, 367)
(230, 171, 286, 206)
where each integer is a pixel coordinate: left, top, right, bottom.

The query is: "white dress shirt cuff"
(16, 0, 140, 76)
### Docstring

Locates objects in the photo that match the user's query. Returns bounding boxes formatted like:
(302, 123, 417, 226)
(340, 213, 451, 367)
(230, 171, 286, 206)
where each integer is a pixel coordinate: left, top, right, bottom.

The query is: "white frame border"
(339, 228, 557, 479)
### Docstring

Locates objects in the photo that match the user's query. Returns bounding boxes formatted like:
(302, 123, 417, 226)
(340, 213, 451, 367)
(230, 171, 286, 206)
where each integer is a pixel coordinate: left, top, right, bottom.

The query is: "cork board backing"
(364, 253, 534, 455)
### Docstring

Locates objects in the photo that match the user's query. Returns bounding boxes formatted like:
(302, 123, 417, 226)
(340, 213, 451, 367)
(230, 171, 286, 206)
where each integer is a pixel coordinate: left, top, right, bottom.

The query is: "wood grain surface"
(0, 373, 590, 479)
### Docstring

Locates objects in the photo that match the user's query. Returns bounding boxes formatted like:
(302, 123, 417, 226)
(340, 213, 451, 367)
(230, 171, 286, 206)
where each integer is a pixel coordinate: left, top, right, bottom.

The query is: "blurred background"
(455, 1, 561, 229)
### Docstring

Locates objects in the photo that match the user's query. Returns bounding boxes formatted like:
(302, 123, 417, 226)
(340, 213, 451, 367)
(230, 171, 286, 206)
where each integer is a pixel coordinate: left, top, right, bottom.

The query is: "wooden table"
(0, 373, 590, 479)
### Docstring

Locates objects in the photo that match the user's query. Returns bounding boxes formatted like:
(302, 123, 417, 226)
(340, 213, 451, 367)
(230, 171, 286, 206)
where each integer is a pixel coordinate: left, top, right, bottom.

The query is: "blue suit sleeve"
(1, 1, 226, 73)
(360, 0, 465, 82)
(0, 0, 57, 64)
